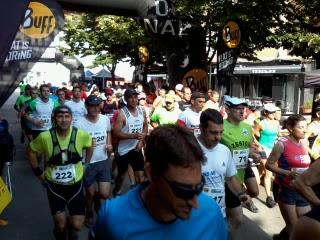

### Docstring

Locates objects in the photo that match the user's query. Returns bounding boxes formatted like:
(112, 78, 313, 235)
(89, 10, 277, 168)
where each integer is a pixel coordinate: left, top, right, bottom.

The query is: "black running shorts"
(46, 180, 85, 216)
(116, 150, 144, 173)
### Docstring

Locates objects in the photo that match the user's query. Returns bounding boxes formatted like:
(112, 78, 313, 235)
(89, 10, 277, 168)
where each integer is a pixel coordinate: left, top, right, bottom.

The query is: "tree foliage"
(268, 0, 320, 65)
(62, 0, 320, 82)
(62, 13, 166, 78)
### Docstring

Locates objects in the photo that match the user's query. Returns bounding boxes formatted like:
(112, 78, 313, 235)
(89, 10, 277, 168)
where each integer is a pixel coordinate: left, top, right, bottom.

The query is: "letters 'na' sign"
(20, 1, 57, 39)
(222, 21, 241, 49)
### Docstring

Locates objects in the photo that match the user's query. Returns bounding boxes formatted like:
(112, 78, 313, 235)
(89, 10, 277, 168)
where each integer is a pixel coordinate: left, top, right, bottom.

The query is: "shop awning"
(234, 64, 303, 75)
(304, 69, 320, 88)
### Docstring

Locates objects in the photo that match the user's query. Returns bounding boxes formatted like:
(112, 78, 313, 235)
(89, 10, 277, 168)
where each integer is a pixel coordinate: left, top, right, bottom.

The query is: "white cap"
(264, 103, 278, 112)
(175, 84, 183, 91)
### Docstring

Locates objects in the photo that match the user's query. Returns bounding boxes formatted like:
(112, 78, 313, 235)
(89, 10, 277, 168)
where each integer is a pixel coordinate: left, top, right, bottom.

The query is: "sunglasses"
(162, 175, 205, 200)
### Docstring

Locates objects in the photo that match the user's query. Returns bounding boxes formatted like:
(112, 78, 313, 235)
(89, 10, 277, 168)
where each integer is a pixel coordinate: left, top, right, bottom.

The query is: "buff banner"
(216, 20, 241, 93)
(0, 0, 64, 108)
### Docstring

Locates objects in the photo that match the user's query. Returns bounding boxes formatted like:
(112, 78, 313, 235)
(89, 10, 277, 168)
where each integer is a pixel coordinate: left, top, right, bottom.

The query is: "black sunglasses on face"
(161, 175, 205, 200)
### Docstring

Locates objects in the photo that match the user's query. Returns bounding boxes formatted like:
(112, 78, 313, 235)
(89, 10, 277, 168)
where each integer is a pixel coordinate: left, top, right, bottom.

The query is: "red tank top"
(276, 137, 311, 188)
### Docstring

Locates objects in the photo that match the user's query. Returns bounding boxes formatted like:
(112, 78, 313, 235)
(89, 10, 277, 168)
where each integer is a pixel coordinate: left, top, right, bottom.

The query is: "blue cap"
(224, 96, 248, 108)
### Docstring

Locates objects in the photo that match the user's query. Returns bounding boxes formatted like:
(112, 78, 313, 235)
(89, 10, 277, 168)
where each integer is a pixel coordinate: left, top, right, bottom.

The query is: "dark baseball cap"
(25, 84, 31, 90)
(85, 95, 102, 105)
(53, 105, 72, 117)
(191, 91, 206, 100)
(124, 89, 139, 98)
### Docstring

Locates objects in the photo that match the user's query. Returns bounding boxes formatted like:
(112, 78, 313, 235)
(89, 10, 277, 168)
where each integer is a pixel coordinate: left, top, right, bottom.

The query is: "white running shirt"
(118, 106, 144, 156)
(65, 100, 87, 126)
(30, 98, 56, 131)
(178, 107, 201, 137)
(76, 114, 111, 163)
(198, 140, 237, 217)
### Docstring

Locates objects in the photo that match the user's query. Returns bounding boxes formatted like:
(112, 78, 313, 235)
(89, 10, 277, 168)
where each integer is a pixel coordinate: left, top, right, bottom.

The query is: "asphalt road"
(0, 90, 285, 240)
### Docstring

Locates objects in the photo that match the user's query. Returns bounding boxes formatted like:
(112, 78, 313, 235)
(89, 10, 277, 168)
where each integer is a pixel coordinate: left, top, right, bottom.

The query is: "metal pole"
(209, 63, 212, 89)
(5, 162, 12, 195)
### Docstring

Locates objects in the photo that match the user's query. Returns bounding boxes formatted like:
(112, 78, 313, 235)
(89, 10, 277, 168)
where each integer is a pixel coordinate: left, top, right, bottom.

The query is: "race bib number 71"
(233, 148, 249, 169)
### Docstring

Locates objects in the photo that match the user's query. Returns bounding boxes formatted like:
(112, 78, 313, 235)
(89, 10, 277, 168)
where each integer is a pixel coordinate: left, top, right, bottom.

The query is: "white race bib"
(232, 148, 249, 169)
(128, 123, 143, 134)
(203, 187, 226, 217)
(193, 128, 201, 137)
(39, 115, 51, 129)
(51, 164, 76, 185)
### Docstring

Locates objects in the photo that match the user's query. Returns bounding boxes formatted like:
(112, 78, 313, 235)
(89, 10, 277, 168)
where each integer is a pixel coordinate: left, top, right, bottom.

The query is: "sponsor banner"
(0, 0, 29, 71)
(217, 20, 241, 92)
(182, 68, 208, 90)
(0, 0, 64, 108)
(138, 46, 150, 63)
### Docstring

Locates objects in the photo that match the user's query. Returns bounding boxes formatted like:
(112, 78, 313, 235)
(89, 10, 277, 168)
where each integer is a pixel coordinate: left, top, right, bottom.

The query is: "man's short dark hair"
(145, 125, 205, 176)
(56, 88, 65, 95)
(40, 84, 50, 92)
(53, 105, 72, 118)
(72, 86, 81, 92)
(200, 109, 223, 129)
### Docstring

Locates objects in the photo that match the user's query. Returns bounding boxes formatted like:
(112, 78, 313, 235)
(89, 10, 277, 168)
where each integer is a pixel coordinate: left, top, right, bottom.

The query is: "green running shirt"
(221, 120, 253, 183)
(30, 128, 92, 184)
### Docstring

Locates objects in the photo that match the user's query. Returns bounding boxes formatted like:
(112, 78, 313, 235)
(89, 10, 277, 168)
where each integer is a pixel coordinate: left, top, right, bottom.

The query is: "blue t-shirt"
(95, 183, 228, 240)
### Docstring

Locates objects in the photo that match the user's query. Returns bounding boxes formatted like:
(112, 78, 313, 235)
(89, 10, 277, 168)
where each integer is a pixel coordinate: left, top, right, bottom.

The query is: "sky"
(76, 55, 135, 81)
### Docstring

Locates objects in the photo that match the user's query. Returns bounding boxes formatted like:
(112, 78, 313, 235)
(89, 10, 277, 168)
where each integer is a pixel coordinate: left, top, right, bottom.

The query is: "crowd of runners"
(10, 80, 320, 239)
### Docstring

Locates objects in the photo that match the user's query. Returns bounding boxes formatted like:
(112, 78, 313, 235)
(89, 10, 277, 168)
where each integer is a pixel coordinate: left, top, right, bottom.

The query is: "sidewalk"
(0, 89, 285, 239)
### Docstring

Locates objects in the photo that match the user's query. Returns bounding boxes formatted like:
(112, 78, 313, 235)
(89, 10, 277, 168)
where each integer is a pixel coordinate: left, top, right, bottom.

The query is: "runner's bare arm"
(142, 108, 148, 135)
(106, 131, 113, 154)
(253, 121, 262, 139)
(84, 144, 94, 164)
(226, 175, 251, 204)
(27, 145, 44, 180)
(266, 141, 297, 177)
(293, 159, 320, 206)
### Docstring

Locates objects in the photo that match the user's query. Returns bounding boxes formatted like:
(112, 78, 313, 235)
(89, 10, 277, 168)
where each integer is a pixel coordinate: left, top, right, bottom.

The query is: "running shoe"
(266, 196, 277, 208)
(242, 200, 259, 213)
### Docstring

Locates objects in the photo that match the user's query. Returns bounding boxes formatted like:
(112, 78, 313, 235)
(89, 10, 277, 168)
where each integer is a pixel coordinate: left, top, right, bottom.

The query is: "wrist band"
(32, 167, 43, 176)
(237, 191, 246, 198)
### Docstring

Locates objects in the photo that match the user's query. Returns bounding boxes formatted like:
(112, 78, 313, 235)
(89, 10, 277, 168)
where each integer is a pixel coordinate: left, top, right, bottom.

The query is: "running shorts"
(116, 150, 144, 173)
(84, 160, 111, 187)
(278, 185, 309, 207)
(46, 180, 85, 216)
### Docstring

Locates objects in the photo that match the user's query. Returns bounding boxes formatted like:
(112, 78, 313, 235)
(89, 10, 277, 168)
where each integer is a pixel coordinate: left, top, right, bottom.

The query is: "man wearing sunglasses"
(150, 94, 181, 128)
(95, 125, 228, 240)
